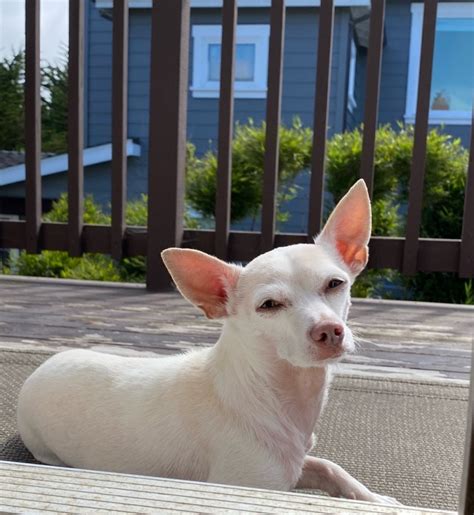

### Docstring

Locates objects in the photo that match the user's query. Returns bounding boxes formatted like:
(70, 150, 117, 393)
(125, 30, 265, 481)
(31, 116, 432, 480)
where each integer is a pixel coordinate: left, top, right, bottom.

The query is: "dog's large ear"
(316, 179, 371, 276)
(161, 248, 241, 319)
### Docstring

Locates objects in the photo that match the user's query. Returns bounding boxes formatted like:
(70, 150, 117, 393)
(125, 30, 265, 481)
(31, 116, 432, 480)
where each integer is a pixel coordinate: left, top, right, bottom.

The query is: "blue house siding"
(0, 163, 121, 208)
(87, 2, 113, 148)
(83, 4, 351, 232)
(349, 0, 412, 130)
(188, 8, 350, 153)
(350, 0, 471, 147)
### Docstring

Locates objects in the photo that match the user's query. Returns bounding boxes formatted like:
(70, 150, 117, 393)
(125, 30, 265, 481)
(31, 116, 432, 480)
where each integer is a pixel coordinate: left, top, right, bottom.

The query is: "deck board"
(1, 276, 472, 380)
(0, 461, 454, 514)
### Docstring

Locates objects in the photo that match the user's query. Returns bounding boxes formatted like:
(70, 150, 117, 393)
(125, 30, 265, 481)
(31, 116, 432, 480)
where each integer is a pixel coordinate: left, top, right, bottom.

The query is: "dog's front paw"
(369, 493, 402, 506)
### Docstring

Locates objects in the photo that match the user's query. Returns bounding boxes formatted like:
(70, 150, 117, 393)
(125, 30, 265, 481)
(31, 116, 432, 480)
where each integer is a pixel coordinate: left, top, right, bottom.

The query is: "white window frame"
(347, 38, 357, 112)
(405, 2, 474, 125)
(191, 24, 270, 99)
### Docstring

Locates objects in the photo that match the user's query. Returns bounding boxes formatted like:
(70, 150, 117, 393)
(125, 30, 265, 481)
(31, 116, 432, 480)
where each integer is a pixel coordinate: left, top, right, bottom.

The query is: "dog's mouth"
(313, 333, 357, 362)
(316, 346, 346, 362)
(307, 341, 347, 363)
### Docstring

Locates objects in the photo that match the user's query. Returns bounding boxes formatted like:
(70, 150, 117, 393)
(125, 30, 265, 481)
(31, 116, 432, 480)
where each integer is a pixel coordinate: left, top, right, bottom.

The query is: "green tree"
(0, 50, 68, 153)
(0, 53, 24, 150)
(41, 54, 68, 153)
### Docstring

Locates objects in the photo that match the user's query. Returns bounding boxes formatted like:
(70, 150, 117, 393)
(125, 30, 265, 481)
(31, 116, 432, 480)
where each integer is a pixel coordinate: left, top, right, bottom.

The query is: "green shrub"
(350, 269, 400, 299)
(118, 193, 199, 281)
(6, 192, 201, 283)
(125, 194, 147, 226)
(326, 125, 468, 237)
(327, 126, 409, 208)
(5, 122, 471, 303)
(403, 273, 473, 304)
(10, 194, 119, 281)
(60, 254, 122, 282)
(15, 251, 121, 282)
(325, 124, 470, 303)
(186, 118, 312, 223)
(15, 251, 76, 279)
(43, 194, 111, 224)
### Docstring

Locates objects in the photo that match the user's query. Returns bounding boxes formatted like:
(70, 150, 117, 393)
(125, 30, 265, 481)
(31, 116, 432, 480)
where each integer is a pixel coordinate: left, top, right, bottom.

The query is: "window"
(191, 25, 270, 99)
(347, 39, 357, 112)
(405, 3, 474, 125)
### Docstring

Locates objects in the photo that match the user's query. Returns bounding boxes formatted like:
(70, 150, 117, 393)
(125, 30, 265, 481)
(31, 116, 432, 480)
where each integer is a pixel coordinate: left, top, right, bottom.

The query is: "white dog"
(17, 179, 397, 504)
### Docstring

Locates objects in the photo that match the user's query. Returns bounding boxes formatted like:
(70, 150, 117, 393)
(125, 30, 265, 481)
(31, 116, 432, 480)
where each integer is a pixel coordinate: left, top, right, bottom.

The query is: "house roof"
(0, 140, 141, 187)
(0, 150, 55, 170)
(0, 151, 27, 169)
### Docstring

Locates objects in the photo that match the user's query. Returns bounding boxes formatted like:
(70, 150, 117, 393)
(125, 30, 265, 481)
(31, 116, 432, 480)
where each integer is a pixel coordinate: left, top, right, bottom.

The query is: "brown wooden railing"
(0, 0, 473, 511)
(1, 0, 473, 288)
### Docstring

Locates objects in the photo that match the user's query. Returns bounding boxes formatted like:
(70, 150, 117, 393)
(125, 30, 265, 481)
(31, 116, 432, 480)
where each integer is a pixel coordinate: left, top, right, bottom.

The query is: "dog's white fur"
(17, 180, 398, 504)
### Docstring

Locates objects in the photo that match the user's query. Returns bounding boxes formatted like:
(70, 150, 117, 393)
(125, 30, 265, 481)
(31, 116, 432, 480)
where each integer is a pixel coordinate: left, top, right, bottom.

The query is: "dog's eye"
(327, 279, 344, 290)
(258, 299, 283, 310)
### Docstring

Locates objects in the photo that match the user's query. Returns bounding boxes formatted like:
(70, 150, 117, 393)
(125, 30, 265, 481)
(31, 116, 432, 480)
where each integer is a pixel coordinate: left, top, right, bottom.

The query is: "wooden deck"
(0, 276, 472, 513)
(0, 275, 472, 381)
(0, 461, 455, 514)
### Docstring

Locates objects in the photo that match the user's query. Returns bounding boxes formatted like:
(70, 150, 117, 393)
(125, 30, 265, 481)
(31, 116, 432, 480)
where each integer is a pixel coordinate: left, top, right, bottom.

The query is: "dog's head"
(162, 179, 371, 367)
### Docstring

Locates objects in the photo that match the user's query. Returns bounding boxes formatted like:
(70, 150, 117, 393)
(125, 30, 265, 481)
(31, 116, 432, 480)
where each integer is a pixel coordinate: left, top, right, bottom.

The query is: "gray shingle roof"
(0, 151, 26, 169)
(0, 150, 55, 170)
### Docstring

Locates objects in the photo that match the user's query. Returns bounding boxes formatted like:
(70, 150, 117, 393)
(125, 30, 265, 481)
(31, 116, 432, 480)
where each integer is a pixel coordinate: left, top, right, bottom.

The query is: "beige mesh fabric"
(0, 349, 468, 511)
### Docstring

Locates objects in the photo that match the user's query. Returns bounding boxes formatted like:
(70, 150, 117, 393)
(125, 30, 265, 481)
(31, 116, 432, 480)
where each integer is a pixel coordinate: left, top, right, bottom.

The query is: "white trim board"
(0, 140, 141, 187)
(347, 38, 357, 113)
(404, 2, 474, 126)
(96, 0, 370, 8)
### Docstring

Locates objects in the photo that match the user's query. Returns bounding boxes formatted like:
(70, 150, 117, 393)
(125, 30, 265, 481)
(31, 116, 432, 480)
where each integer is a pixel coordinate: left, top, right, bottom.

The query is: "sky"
(0, 0, 69, 65)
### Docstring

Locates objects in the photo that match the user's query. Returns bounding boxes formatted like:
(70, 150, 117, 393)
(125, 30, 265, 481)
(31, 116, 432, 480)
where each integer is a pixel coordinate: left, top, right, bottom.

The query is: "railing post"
(111, 0, 129, 260)
(146, 0, 190, 291)
(68, 0, 85, 257)
(360, 0, 385, 198)
(260, 0, 286, 253)
(215, 0, 237, 260)
(25, 0, 42, 254)
(307, 0, 334, 238)
(402, 0, 438, 275)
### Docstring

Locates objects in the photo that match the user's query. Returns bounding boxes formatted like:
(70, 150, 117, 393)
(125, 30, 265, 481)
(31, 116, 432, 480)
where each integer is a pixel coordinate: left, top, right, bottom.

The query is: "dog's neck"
(210, 320, 330, 440)
(271, 358, 330, 437)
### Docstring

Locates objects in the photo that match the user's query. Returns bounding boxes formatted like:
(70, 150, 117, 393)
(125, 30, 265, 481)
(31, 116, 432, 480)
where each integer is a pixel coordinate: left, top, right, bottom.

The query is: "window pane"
(207, 43, 256, 82)
(208, 44, 220, 81)
(430, 18, 474, 111)
(235, 44, 255, 81)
